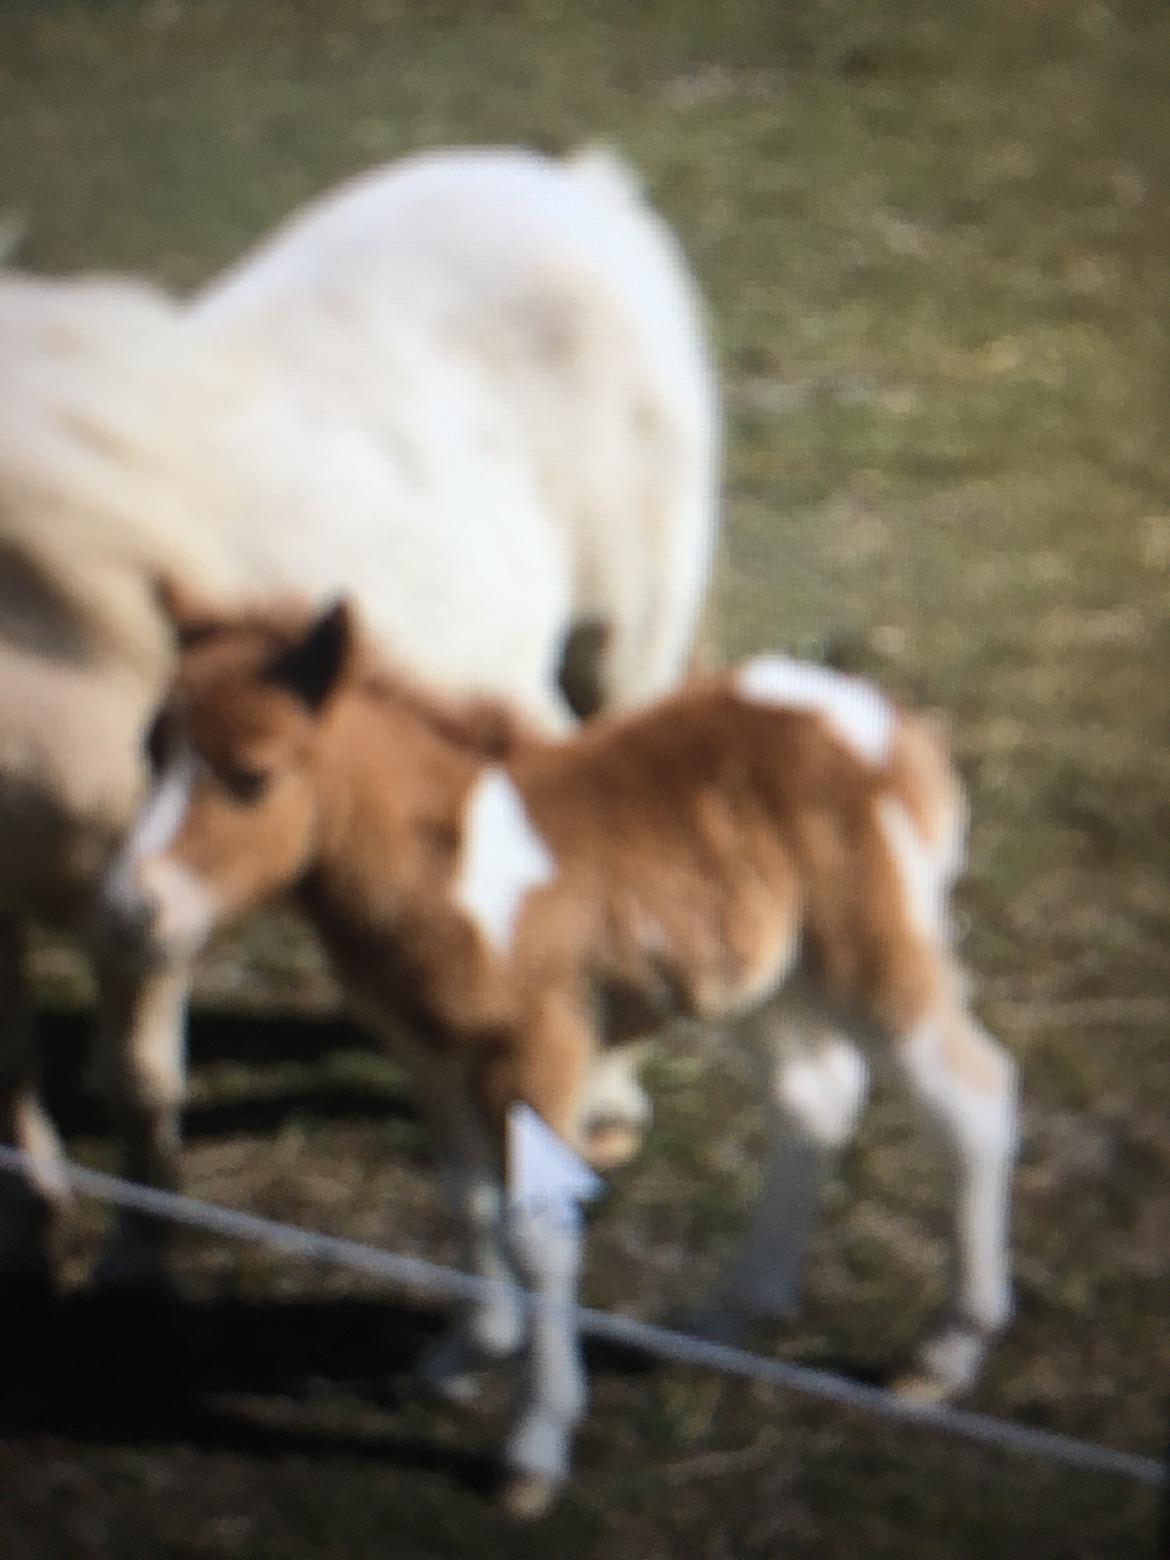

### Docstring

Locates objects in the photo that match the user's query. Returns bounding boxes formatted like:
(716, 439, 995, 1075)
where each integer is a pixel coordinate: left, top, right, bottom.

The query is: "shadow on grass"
(37, 1007, 417, 1143)
(0, 1287, 667, 1495)
(0, 1290, 492, 1490)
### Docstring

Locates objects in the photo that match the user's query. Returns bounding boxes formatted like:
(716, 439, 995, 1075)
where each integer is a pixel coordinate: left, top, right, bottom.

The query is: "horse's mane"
(0, 270, 259, 673)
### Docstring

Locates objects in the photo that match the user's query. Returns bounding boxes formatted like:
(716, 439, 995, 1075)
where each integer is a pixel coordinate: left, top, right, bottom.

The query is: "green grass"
(3, 2, 1169, 1556)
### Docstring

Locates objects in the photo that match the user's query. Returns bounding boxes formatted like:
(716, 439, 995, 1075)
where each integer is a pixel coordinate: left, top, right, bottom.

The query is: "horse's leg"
(90, 950, 191, 1289)
(0, 915, 68, 1289)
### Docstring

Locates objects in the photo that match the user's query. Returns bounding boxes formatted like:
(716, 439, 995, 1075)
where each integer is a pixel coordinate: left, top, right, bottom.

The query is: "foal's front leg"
(417, 1149, 525, 1404)
(492, 995, 595, 1518)
(501, 1193, 587, 1520)
(90, 950, 191, 1289)
(423, 1126, 588, 1521)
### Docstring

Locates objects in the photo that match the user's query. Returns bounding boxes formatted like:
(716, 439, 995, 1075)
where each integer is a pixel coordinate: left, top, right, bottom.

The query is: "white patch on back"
(737, 656, 895, 766)
(453, 767, 556, 955)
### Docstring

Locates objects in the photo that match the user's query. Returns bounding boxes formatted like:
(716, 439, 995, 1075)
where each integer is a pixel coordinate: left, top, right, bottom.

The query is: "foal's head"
(103, 587, 355, 966)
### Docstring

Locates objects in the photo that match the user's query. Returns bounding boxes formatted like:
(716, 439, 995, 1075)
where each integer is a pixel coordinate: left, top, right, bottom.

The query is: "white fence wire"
(0, 1144, 1164, 1490)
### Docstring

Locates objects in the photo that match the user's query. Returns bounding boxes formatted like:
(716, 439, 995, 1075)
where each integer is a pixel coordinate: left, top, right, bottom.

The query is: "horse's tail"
(565, 142, 647, 208)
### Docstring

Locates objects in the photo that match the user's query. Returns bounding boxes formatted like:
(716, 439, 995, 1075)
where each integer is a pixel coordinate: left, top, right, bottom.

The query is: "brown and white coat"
(104, 594, 1018, 1517)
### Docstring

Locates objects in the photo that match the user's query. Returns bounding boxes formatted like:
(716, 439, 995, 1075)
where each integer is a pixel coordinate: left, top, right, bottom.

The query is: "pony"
(103, 589, 1017, 1518)
(0, 144, 720, 1288)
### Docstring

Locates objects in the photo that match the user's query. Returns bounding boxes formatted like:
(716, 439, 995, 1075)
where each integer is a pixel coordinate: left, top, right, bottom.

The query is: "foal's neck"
(311, 672, 531, 906)
(301, 675, 545, 1024)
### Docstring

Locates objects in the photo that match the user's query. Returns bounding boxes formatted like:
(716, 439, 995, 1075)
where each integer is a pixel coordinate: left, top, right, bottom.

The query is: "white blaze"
(737, 656, 895, 766)
(129, 750, 199, 858)
(104, 751, 198, 913)
(103, 749, 220, 957)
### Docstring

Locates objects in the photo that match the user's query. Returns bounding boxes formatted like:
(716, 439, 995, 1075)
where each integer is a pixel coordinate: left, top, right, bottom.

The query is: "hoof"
(891, 1320, 994, 1406)
(498, 1471, 560, 1522)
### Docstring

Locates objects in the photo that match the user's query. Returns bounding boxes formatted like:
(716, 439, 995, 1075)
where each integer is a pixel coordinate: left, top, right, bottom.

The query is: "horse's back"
(190, 147, 720, 711)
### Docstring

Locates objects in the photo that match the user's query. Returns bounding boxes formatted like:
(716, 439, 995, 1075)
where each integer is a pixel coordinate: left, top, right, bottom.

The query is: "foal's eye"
(221, 765, 270, 805)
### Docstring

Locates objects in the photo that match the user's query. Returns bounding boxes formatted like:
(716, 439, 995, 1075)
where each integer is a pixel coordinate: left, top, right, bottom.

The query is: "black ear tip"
(266, 597, 355, 714)
(315, 598, 356, 662)
(323, 598, 354, 636)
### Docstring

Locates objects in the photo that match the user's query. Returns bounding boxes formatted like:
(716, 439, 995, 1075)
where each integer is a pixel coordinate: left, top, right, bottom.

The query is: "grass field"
(2, 2, 1169, 1556)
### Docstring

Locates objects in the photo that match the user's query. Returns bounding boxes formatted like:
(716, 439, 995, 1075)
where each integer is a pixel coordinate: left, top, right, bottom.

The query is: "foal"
(103, 591, 1018, 1517)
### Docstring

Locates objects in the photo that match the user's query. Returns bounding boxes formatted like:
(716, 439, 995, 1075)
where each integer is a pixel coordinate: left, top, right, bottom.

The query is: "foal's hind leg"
(890, 998, 1018, 1403)
(90, 950, 190, 1289)
(693, 995, 868, 1343)
(0, 916, 68, 1289)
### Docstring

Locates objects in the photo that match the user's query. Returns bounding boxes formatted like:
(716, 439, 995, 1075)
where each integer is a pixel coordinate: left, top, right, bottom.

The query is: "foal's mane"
(358, 665, 535, 764)
(186, 599, 537, 765)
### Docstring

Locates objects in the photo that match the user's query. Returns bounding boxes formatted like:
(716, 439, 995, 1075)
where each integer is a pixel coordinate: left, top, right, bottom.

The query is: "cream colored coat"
(0, 145, 720, 1282)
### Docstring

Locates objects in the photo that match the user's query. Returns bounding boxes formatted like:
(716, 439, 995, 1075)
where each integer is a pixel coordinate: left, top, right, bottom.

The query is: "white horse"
(0, 144, 720, 1288)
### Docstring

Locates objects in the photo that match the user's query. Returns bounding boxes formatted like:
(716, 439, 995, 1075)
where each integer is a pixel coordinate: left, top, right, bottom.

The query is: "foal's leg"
(501, 1183, 586, 1520)
(416, 1136, 525, 1405)
(0, 916, 67, 1288)
(695, 997, 868, 1342)
(486, 996, 596, 1518)
(890, 998, 1018, 1402)
(89, 951, 191, 1289)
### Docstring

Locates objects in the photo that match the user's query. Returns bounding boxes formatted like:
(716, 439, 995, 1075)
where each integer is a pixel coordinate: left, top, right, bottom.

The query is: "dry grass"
(2, 2, 1168, 1556)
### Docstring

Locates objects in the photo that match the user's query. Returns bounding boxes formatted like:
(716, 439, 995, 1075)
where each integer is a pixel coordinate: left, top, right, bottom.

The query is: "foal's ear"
(266, 600, 354, 715)
(155, 576, 226, 649)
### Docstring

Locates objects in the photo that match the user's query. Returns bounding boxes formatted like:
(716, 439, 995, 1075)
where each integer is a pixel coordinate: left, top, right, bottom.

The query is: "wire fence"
(0, 1143, 1164, 1490)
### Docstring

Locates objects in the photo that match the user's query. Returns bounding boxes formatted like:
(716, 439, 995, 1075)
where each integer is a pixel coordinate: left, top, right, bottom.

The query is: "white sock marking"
(901, 1023, 1017, 1332)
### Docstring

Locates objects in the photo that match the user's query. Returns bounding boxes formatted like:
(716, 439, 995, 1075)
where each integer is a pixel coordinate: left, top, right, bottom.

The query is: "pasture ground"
(1, 2, 1168, 1555)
